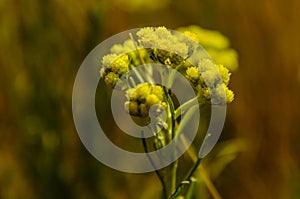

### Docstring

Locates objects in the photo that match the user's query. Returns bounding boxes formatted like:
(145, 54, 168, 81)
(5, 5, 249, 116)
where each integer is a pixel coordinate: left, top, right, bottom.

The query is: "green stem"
(186, 177, 197, 199)
(170, 158, 178, 197)
(163, 87, 176, 139)
(184, 158, 202, 183)
(141, 134, 167, 199)
(169, 158, 202, 199)
(163, 87, 178, 196)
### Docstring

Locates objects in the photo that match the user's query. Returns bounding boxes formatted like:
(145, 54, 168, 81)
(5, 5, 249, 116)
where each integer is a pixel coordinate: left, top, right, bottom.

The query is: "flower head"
(218, 64, 231, 85)
(185, 59, 234, 105)
(125, 83, 167, 117)
(104, 72, 119, 87)
(137, 27, 158, 47)
(100, 54, 130, 88)
(186, 66, 200, 85)
(137, 27, 189, 68)
(211, 84, 234, 104)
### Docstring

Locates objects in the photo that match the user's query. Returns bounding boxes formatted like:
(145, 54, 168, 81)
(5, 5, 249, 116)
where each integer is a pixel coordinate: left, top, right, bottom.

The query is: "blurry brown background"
(0, 0, 300, 198)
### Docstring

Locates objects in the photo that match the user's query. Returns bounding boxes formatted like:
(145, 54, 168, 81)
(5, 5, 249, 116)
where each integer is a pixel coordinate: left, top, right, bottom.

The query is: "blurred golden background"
(0, 0, 300, 198)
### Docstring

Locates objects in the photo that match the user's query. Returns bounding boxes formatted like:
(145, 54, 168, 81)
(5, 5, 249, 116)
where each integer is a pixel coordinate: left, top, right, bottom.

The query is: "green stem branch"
(169, 158, 202, 199)
(141, 133, 167, 199)
(163, 87, 178, 196)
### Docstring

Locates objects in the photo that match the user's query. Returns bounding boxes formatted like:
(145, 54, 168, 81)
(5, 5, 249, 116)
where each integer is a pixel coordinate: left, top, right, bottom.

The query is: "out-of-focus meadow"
(1, 0, 300, 198)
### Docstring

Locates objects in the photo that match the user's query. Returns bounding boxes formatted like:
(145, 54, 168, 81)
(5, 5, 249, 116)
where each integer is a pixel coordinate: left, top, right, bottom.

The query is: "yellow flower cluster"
(186, 66, 200, 85)
(124, 83, 167, 117)
(100, 54, 130, 88)
(185, 59, 234, 104)
(137, 27, 188, 68)
(100, 26, 236, 108)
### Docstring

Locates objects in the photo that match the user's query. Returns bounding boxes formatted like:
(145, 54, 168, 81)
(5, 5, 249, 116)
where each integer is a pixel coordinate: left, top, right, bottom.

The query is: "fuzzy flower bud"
(101, 54, 119, 68)
(137, 27, 158, 47)
(212, 84, 234, 104)
(100, 54, 130, 88)
(218, 64, 231, 85)
(201, 69, 220, 88)
(104, 72, 119, 87)
(186, 60, 234, 104)
(186, 66, 200, 84)
(137, 27, 188, 68)
(109, 54, 130, 75)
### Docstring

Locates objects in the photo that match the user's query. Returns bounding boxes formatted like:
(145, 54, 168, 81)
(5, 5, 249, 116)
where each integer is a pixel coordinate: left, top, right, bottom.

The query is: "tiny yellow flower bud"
(104, 72, 119, 87)
(226, 87, 234, 103)
(110, 54, 130, 75)
(146, 94, 160, 106)
(161, 102, 167, 108)
(139, 103, 148, 117)
(186, 66, 200, 83)
(203, 88, 210, 100)
(136, 84, 151, 99)
(218, 64, 231, 85)
(101, 54, 118, 68)
(152, 86, 164, 100)
(129, 101, 139, 116)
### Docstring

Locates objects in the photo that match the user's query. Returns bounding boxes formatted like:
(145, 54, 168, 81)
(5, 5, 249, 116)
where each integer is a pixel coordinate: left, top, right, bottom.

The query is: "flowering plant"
(99, 26, 237, 199)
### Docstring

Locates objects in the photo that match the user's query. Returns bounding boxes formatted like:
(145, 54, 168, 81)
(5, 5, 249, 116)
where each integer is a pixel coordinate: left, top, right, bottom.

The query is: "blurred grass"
(0, 0, 300, 198)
